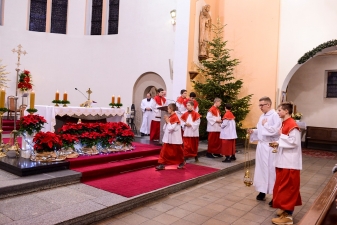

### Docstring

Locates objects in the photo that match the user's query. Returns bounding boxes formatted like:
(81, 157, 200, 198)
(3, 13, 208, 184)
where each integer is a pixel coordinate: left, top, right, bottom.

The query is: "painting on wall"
(281, 91, 287, 103)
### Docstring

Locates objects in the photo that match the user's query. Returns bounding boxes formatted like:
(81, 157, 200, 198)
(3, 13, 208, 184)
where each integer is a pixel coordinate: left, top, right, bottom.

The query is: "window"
(29, 0, 47, 32)
(90, 0, 103, 35)
(0, 0, 3, 26)
(51, 0, 68, 34)
(326, 72, 337, 98)
(108, 0, 119, 35)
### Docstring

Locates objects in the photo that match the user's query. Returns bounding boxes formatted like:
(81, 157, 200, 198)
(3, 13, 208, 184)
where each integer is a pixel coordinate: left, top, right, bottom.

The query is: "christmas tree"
(193, 20, 252, 139)
(0, 59, 10, 89)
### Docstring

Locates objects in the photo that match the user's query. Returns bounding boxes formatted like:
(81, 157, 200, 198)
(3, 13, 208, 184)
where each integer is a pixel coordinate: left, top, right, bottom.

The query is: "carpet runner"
(68, 142, 219, 197)
(302, 148, 337, 159)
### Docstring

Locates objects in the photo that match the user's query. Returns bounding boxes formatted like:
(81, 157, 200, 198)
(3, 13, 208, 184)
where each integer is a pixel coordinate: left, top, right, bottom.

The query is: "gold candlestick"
(0, 111, 7, 157)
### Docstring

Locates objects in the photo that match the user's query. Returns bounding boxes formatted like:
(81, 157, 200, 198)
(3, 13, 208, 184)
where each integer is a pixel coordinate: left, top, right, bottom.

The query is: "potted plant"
(33, 131, 63, 153)
(292, 112, 303, 121)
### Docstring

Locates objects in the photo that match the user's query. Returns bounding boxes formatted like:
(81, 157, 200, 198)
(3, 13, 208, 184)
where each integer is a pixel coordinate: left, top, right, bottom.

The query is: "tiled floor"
(94, 156, 335, 225)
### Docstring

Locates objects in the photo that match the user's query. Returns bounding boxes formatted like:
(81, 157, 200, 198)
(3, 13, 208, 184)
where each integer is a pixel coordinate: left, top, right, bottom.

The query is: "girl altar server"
(271, 102, 302, 225)
(156, 103, 185, 170)
(180, 101, 201, 162)
(220, 103, 238, 163)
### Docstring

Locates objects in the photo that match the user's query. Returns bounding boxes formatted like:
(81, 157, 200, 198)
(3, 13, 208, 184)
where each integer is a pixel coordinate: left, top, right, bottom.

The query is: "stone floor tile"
(119, 213, 149, 225)
(183, 212, 210, 225)
(191, 187, 212, 194)
(232, 218, 260, 225)
(198, 194, 219, 202)
(249, 206, 274, 217)
(213, 212, 239, 223)
(169, 218, 197, 225)
(149, 202, 174, 212)
(91, 194, 127, 207)
(232, 202, 254, 212)
(133, 207, 163, 219)
(188, 198, 212, 207)
(202, 218, 231, 225)
(222, 194, 244, 202)
(195, 207, 219, 217)
(0, 213, 13, 225)
(152, 213, 180, 225)
(178, 202, 202, 212)
(165, 207, 192, 218)
(205, 203, 227, 212)
(222, 207, 247, 217)
(171, 193, 195, 202)
(239, 198, 260, 207)
(66, 183, 112, 197)
(242, 212, 268, 223)
(94, 218, 129, 225)
(162, 198, 186, 207)
(139, 220, 165, 225)
(214, 198, 236, 207)
(200, 185, 220, 191)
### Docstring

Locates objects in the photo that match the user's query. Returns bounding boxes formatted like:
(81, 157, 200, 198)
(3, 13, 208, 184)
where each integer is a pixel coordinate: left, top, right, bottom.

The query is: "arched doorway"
(132, 72, 166, 134)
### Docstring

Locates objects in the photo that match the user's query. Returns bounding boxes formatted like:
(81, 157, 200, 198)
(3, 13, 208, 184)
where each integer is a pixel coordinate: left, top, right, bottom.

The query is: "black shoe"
(256, 192, 266, 201)
(269, 199, 273, 207)
(155, 164, 165, 170)
(206, 153, 215, 158)
(230, 155, 236, 161)
(177, 161, 186, 169)
(141, 133, 145, 136)
(213, 154, 223, 158)
(194, 156, 199, 162)
(222, 157, 231, 163)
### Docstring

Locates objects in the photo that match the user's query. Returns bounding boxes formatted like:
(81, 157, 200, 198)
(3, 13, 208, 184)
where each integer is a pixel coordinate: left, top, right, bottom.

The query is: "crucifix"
(86, 88, 92, 100)
(12, 44, 27, 96)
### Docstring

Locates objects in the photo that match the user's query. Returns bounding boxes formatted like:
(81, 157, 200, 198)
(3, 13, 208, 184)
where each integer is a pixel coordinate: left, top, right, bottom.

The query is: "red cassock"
(273, 118, 302, 211)
(158, 113, 184, 165)
(150, 121, 160, 141)
(181, 110, 201, 157)
(207, 106, 221, 154)
(221, 111, 236, 156)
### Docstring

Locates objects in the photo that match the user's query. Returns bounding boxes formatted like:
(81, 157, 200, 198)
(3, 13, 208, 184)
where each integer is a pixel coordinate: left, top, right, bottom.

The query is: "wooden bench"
(305, 126, 337, 148)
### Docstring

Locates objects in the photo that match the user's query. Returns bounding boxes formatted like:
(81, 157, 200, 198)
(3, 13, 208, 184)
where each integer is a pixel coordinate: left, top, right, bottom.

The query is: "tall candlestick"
(111, 95, 115, 104)
(30, 90, 35, 109)
(117, 96, 121, 104)
(63, 91, 67, 101)
(0, 89, 5, 108)
(55, 90, 59, 101)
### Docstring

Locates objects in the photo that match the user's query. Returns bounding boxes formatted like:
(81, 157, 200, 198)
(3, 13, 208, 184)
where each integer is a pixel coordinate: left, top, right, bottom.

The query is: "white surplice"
(162, 120, 183, 144)
(220, 119, 237, 140)
(151, 98, 166, 122)
(181, 114, 200, 137)
(140, 98, 155, 134)
(206, 111, 221, 132)
(275, 129, 302, 170)
(250, 109, 282, 194)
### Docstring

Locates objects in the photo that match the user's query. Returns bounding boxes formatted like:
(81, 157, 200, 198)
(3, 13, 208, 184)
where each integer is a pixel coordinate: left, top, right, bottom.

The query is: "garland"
(298, 39, 337, 64)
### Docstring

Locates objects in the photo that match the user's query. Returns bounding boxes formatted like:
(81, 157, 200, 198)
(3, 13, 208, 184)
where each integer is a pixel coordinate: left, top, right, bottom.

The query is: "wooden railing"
(298, 172, 337, 225)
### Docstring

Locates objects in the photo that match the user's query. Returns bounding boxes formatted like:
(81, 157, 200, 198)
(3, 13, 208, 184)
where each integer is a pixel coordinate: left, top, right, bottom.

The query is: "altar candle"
(63, 91, 67, 101)
(111, 95, 115, 104)
(30, 90, 35, 109)
(0, 89, 5, 108)
(117, 96, 121, 104)
(55, 90, 59, 101)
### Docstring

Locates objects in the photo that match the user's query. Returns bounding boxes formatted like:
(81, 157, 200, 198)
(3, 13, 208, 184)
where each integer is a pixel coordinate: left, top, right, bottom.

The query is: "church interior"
(0, 0, 336, 224)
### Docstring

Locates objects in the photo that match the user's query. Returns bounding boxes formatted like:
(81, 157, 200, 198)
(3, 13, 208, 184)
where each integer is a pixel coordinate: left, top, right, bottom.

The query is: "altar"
(30, 105, 126, 132)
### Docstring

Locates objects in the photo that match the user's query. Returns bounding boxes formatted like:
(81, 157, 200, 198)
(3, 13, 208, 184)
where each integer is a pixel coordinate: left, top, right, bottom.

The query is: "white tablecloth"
(30, 105, 125, 132)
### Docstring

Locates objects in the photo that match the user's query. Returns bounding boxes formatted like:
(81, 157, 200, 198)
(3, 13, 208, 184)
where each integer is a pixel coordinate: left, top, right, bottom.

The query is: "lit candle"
(30, 90, 35, 109)
(55, 90, 59, 101)
(117, 95, 121, 104)
(111, 95, 115, 104)
(63, 91, 67, 101)
(0, 89, 5, 108)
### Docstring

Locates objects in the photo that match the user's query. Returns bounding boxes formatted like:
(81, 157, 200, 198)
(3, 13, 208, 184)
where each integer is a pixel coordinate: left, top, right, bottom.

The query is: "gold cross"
(86, 88, 92, 100)
(12, 44, 27, 69)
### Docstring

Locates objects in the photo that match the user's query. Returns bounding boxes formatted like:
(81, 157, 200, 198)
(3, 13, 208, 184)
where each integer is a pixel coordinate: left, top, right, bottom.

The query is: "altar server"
(181, 101, 201, 162)
(271, 102, 302, 225)
(206, 97, 223, 158)
(140, 93, 154, 136)
(176, 89, 188, 120)
(183, 92, 199, 112)
(156, 103, 185, 170)
(248, 96, 282, 202)
(150, 88, 166, 141)
(220, 104, 237, 163)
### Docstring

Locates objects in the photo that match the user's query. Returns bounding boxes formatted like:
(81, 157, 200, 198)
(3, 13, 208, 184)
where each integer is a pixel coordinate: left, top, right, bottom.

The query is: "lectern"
(157, 106, 169, 144)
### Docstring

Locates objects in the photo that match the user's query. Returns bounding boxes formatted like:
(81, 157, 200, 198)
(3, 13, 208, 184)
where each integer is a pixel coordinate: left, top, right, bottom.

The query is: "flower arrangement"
(33, 131, 63, 152)
(18, 70, 33, 92)
(19, 114, 47, 135)
(292, 112, 303, 120)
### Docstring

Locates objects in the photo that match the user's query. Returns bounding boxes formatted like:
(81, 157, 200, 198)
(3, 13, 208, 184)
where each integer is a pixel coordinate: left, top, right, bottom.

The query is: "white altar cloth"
(30, 105, 125, 132)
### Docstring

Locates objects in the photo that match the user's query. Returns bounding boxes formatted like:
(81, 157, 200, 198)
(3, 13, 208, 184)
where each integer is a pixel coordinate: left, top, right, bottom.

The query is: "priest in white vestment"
(249, 96, 282, 202)
(140, 93, 155, 136)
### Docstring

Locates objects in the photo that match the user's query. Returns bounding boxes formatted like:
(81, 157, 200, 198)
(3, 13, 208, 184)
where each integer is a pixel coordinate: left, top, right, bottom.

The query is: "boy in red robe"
(150, 88, 166, 141)
(206, 98, 222, 158)
(271, 102, 302, 225)
(183, 92, 199, 112)
(181, 101, 201, 162)
(220, 104, 237, 163)
(156, 103, 185, 170)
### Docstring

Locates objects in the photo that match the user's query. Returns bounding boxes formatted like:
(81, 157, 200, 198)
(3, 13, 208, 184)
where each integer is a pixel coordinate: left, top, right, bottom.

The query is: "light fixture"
(170, 10, 176, 25)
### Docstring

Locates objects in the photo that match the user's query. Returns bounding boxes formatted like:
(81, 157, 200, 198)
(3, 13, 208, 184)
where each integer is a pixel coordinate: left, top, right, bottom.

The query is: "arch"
(132, 72, 167, 133)
(281, 46, 337, 92)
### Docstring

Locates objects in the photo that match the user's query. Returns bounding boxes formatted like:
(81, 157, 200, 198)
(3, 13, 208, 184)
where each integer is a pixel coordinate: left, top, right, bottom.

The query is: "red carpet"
(3, 137, 22, 147)
(302, 148, 337, 159)
(83, 163, 219, 197)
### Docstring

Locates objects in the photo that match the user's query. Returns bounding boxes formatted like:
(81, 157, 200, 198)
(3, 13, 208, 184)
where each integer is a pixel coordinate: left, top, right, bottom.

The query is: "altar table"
(30, 105, 126, 132)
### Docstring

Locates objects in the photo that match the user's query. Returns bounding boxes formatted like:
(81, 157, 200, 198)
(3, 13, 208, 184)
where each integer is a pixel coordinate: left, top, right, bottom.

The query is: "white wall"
(278, 0, 337, 91)
(287, 55, 337, 128)
(0, 0, 178, 108)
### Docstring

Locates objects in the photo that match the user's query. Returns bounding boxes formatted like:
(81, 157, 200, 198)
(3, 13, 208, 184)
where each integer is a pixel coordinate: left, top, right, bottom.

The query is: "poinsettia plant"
(33, 131, 63, 152)
(19, 114, 47, 135)
(18, 70, 33, 91)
